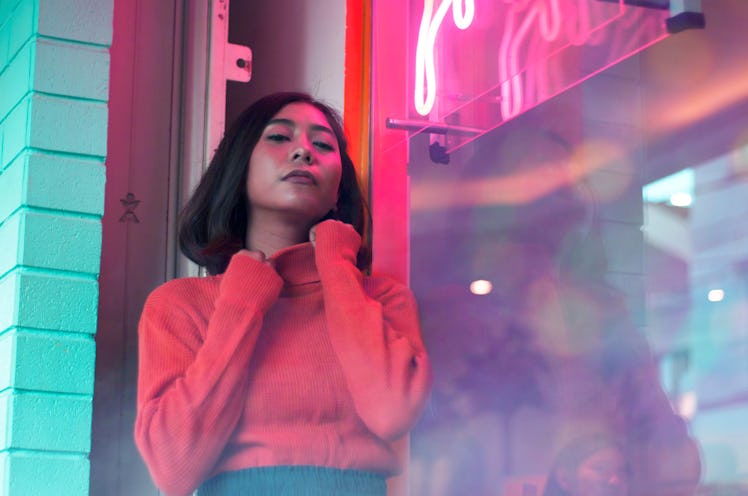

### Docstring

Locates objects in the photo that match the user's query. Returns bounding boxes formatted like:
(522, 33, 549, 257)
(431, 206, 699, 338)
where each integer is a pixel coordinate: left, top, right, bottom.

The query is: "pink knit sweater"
(134, 221, 432, 496)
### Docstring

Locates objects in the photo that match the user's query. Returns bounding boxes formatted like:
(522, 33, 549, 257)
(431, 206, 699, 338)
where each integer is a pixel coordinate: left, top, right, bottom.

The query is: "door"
(90, 0, 247, 493)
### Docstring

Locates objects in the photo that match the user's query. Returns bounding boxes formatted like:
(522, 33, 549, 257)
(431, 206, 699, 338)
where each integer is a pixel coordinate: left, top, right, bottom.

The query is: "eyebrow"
(265, 118, 335, 137)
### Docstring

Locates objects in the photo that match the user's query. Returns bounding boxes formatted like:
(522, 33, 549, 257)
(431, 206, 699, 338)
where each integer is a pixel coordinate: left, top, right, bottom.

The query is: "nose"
(291, 145, 313, 165)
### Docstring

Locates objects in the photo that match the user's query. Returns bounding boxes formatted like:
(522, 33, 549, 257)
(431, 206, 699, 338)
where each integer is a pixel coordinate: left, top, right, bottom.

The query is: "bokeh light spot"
(470, 279, 493, 295)
(707, 289, 725, 302)
(669, 192, 693, 207)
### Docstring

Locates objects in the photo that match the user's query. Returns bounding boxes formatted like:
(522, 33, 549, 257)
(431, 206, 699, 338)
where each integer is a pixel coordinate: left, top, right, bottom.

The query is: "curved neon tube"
(415, 0, 475, 116)
(499, 0, 563, 119)
(415, 0, 606, 120)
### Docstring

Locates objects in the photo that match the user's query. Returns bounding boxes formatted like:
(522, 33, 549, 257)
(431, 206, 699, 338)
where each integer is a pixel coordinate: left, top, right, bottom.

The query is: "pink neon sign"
(499, 0, 598, 119)
(413, 0, 662, 123)
(414, 0, 475, 116)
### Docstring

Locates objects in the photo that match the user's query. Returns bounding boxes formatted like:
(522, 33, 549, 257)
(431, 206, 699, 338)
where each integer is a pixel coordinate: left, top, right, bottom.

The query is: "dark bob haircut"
(178, 91, 370, 275)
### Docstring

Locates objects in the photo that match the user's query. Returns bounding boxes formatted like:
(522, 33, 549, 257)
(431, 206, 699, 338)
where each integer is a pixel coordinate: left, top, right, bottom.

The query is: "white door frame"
(167, 0, 251, 279)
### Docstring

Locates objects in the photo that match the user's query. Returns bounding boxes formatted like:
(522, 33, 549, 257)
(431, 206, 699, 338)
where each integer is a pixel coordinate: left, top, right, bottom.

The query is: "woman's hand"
(308, 223, 322, 247)
(235, 249, 275, 269)
(310, 220, 361, 266)
(309, 219, 356, 247)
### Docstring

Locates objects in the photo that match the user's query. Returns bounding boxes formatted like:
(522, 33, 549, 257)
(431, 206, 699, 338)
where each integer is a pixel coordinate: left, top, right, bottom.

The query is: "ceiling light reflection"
(707, 289, 725, 302)
(669, 192, 693, 207)
(470, 279, 493, 295)
(678, 391, 698, 420)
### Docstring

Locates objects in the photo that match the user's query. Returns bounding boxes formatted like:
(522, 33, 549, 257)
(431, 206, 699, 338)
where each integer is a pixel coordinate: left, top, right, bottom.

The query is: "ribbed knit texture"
(197, 465, 386, 496)
(135, 220, 432, 496)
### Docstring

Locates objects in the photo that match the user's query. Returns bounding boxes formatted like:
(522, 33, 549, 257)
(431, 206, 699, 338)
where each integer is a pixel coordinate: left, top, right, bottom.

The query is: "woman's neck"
(245, 218, 310, 258)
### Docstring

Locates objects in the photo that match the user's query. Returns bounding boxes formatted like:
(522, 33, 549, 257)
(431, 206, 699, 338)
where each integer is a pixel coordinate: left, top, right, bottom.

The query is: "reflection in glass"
(370, 1, 748, 495)
(408, 125, 701, 495)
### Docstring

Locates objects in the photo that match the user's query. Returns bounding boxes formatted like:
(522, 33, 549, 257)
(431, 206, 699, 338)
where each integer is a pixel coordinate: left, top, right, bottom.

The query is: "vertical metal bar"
(206, 0, 252, 162)
(171, 0, 251, 278)
(171, 0, 211, 278)
(206, 0, 230, 163)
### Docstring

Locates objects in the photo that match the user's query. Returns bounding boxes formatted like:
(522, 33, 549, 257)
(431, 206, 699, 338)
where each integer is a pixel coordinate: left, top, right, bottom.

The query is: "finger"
(237, 249, 266, 262)
(309, 225, 317, 246)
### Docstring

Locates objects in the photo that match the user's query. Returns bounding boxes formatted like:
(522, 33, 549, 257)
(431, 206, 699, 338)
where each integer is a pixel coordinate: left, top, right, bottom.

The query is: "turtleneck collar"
(267, 242, 319, 287)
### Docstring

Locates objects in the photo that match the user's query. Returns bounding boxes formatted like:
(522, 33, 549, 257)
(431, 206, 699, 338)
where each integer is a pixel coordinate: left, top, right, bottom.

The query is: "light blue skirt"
(197, 465, 386, 496)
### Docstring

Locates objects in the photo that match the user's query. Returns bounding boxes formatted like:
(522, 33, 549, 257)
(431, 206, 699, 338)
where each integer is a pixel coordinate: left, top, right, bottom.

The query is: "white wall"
(226, 0, 346, 126)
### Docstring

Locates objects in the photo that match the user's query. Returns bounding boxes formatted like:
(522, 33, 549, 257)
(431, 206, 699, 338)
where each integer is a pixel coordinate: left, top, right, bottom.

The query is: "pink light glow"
(414, 0, 475, 116)
(414, 0, 638, 121)
(415, 0, 607, 119)
(500, 0, 567, 118)
(446, 28, 668, 154)
(410, 0, 671, 155)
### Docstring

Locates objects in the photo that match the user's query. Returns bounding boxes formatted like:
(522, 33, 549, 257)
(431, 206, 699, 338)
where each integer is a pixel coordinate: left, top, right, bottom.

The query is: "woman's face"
(246, 102, 342, 226)
(567, 447, 628, 496)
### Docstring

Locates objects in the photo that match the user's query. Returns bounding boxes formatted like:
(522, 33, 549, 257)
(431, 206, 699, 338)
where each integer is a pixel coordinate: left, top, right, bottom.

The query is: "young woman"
(134, 92, 432, 496)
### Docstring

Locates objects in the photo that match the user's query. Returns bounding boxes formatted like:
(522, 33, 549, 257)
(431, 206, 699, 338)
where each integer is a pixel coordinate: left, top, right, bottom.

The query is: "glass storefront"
(370, 1, 748, 494)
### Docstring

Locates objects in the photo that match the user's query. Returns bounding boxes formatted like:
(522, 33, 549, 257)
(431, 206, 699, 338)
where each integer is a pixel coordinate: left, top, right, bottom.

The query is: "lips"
(282, 170, 317, 185)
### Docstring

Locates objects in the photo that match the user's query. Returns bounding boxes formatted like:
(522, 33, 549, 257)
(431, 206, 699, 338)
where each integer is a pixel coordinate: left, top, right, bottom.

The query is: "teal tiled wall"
(0, 0, 112, 494)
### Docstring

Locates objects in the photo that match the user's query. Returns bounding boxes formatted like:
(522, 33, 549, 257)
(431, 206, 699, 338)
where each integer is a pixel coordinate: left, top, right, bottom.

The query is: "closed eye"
(266, 134, 290, 142)
(314, 141, 335, 151)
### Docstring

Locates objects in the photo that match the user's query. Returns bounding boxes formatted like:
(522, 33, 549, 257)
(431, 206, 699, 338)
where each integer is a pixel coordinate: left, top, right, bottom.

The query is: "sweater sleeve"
(313, 220, 433, 441)
(134, 254, 283, 496)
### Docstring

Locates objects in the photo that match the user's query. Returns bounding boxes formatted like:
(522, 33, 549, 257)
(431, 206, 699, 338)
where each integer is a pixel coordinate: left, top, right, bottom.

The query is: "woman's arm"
(311, 220, 433, 441)
(134, 254, 282, 496)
